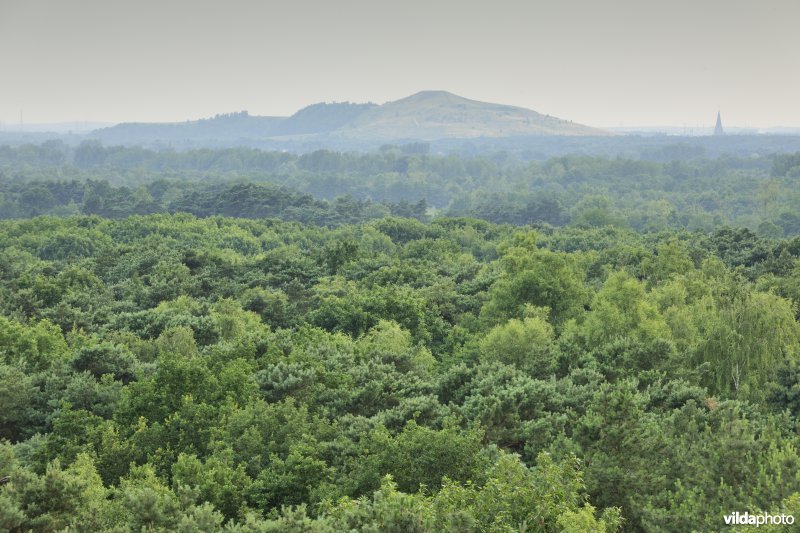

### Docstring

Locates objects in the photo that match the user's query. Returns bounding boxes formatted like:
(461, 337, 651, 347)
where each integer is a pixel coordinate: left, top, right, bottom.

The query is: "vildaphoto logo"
(723, 511, 794, 527)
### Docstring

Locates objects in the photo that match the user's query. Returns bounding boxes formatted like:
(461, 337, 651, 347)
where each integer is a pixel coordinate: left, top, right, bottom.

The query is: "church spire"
(714, 111, 725, 135)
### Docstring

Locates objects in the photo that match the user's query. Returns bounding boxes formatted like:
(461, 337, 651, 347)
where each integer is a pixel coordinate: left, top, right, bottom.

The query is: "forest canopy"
(2, 141, 800, 530)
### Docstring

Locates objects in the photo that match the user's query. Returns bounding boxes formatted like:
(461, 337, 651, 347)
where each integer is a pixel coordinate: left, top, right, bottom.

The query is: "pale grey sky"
(1, 0, 798, 128)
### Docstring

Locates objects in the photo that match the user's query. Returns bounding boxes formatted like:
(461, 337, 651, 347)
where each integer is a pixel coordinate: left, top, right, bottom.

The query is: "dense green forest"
(3, 142, 800, 530)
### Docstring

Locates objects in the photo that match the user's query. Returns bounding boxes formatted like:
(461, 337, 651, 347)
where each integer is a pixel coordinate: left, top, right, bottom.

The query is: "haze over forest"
(4, 1, 800, 532)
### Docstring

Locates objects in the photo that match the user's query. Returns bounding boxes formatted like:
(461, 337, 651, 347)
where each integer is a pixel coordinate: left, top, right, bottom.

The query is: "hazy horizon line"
(2, 91, 798, 132)
(2, 116, 800, 135)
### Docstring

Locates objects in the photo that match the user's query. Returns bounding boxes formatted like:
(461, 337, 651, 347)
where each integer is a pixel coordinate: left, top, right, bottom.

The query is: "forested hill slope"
(88, 91, 610, 146)
(277, 101, 378, 135)
(90, 112, 286, 145)
(337, 90, 612, 140)
(90, 102, 375, 145)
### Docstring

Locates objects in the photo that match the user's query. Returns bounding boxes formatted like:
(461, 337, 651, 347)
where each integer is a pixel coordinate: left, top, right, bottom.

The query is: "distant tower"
(714, 111, 725, 135)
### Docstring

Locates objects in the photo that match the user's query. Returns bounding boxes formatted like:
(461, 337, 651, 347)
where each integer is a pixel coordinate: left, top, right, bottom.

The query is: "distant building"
(714, 111, 725, 135)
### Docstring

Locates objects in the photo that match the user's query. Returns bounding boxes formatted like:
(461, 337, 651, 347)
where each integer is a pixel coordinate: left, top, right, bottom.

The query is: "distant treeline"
(0, 180, 427, 225)
(3, 141, 800, 235)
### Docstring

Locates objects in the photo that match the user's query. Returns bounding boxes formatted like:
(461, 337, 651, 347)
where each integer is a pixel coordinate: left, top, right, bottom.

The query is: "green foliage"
(0, 455, 110, 531)
(581, 271, 672, 349)
(172, 450, 252, 520)
(0, 316, 68, 372)
(0, 365, 37, 441)
(72, 342, 138, 383)
(480, 312, 555, 376)
(481, 232, 589, 326)
(2, 207, 800, 531)
(693, 279, 800, 400)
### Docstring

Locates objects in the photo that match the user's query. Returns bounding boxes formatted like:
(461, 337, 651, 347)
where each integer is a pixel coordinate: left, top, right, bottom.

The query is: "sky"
(1, 0, 798, 129)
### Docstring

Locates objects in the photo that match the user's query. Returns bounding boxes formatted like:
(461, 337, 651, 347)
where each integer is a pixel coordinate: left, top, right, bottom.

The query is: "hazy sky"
(1, 0, 798, 128)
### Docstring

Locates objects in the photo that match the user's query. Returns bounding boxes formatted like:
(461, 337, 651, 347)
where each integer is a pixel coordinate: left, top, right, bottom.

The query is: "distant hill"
(338, 90, 610, 140)
(90, 112, 286, 145)
(89, 91, 612, 146)
(278, 102, 377, 135)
